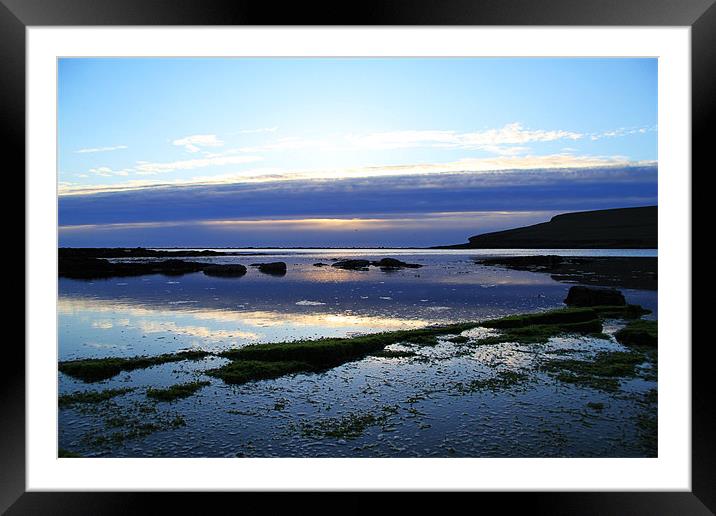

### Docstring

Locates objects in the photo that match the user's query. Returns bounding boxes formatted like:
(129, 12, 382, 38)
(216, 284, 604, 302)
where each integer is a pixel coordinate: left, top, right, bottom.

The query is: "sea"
(58, 248, 658, 458)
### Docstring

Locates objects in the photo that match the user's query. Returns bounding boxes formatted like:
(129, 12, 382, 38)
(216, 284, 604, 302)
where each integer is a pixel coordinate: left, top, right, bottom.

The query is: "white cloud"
(133, 155, 263, 175)
(172, 134, 224, 153)
(589, 125, 656, 141)
(75, 145, 128, 154)
(89, 166, 131, 177)
(229, 122, 650, 155)
(226, 123, 584, 155)
(347, 123, 583, 151)
(82, 154, 263, 180)
(63, 122, 656, 194)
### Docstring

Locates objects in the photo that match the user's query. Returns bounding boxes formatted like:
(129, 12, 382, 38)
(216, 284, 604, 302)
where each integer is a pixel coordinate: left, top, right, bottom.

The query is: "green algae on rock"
(542, 350, 649, 391)
(615, 319, 658, 347)
(59, 350, 210, 382)
(59, 387, 134, 408)
(206, 360, 316, 384)
(146, 381, 211, 402)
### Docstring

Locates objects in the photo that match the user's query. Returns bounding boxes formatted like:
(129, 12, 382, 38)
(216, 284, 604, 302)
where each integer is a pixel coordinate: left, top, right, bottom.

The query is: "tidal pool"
(58, 249, 657, 457)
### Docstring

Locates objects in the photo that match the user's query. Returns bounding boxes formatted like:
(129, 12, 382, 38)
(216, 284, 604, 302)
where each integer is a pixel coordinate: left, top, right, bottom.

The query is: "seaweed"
(635, 388, 658, 455)
(475, 320, 603, 345)
(59, 387, 134, 408)
(201, 306, 651, 385)
(299, 407, 397, 439)
(481, 307, 599, 329)
(371, 349, 418, 358)
(209, 322, 479, 384)
(542, 350, 648, 391)
(273, 398, 289, 411)
(465, 305, 657, 346)
(60, 306, 648, 389)
(592, 304, 652, 319)
(481, 305, 649, 330)
(206, 360, 315, 384)
(453, 370, 529, 393)
(80, 400, 186, 448)
(615, 319, 658, 347)
(218, 322, 477, 366)
(146, 381, 211, 402)
(406, 334, 440, 346)
(59, 350, 210, 382)
(58, 448, 82, 458)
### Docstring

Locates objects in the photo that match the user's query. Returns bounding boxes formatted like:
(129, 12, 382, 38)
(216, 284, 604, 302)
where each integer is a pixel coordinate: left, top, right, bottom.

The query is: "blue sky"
(58, 58, 657, 247)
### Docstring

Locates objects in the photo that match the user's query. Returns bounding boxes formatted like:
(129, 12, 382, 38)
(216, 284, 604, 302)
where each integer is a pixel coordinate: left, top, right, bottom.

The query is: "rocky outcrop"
(251, 262, 287, 276)
(564, 286, 626, 307)
(370, 258, 422, 269)
(615, 320, 657, 347)
(331, 259, 371, 271)
(202, 264, 247, 277)
(59, 257, 207, 279)
(331, 258, 423, 271)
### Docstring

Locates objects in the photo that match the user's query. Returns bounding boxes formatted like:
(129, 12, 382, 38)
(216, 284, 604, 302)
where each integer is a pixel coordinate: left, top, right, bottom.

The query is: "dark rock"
(331, 259, 371, 271)
(476, 255, 657, 291)
(153, 259, 200, 272)
(371, 258, 422, 269)
(58, 257, 114, 278)
(478, 255, 565, 268)
(150, 259, 207, 276)
(313, 263, 329, 267)
(564, 286, 626, 307)
(615, 320, 657, 347)
(251, 262, 287, 276)
(58, 257, 206, 279)
(202, 264, 247, 277)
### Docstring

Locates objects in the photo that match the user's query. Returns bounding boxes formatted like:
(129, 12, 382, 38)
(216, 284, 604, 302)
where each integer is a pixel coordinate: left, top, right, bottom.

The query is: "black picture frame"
(4, 0, 711, 512)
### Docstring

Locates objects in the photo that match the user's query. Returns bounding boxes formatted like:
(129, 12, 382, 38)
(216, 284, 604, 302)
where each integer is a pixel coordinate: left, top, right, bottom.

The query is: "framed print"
(5, 0, 712, 512)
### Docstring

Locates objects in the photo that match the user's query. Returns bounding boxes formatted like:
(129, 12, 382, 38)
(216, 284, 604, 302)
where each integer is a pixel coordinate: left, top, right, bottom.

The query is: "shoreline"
(58, 248, 658, 282)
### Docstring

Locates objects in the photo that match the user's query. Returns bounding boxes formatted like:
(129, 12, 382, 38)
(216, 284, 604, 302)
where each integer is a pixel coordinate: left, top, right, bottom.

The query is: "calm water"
(58, 249, 657, 457)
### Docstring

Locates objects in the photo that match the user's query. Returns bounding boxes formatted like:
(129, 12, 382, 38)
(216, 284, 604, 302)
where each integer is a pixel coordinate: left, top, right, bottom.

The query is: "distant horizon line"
(57, 246, 658, 250)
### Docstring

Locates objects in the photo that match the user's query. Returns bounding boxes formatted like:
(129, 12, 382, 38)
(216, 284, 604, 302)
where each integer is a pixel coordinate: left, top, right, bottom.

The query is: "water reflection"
(58, 249, 658, 458)
(58, 296, 428, 359)
(59, 249, 658, 361)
